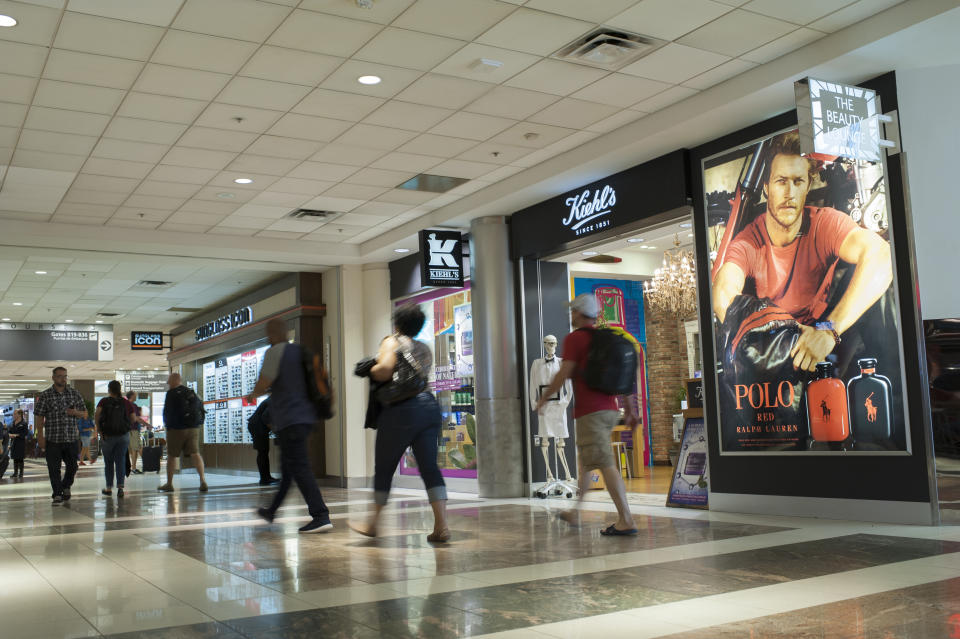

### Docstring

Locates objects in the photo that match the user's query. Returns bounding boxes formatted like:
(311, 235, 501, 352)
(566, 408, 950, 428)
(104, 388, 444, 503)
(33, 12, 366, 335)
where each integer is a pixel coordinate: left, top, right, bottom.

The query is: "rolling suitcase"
(142, 445, 162, 473)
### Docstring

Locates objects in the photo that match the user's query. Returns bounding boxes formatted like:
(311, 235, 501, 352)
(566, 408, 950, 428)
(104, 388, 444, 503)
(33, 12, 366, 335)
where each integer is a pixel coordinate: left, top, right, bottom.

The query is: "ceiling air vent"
(397, 174, 469, 194)
(136, 280, 173, 288)
(288, 208, 334, 220)
(96, 312, 121, 318)
(167, 307, 202, 313)
(554, 27, 664, 71)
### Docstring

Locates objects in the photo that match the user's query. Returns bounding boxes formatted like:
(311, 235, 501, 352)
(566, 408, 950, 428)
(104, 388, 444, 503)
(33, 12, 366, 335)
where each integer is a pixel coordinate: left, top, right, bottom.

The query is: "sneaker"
(258, 477, 279, 486)
(52, 495, 63, 504)
(256, 507, 275, 524)
(298, 518, 333, 534)
(101, 488, 112, 496)
(62, 488, 71, 501)
(79, 461, 86, 466)
(157, 484, 174, 492)
(117, 488, 124, 499)
(133, 469, 142, 474)
(199, 482, 208, 492)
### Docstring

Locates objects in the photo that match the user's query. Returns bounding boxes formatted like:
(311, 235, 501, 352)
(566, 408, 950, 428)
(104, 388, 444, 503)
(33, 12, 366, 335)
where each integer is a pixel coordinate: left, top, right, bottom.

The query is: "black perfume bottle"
(847, 358, 893, 442)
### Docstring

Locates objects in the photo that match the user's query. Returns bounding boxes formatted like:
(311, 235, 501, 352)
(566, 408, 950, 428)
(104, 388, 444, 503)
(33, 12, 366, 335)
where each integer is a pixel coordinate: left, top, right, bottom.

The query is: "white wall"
(897, 63, 960, 320)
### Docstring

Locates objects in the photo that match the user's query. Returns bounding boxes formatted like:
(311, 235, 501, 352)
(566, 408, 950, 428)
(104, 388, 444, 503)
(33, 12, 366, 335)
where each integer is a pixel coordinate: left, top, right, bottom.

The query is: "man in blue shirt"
(248, 318, 331, 533)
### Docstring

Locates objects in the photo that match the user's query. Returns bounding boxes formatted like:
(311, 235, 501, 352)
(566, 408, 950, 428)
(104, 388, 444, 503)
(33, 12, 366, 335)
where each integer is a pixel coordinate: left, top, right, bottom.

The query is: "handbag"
(374, 336, 428, 406)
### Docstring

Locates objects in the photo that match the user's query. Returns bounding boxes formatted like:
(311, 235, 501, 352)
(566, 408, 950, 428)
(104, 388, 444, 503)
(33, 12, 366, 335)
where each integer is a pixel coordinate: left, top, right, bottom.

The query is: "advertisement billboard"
(703, 127, 909, 454)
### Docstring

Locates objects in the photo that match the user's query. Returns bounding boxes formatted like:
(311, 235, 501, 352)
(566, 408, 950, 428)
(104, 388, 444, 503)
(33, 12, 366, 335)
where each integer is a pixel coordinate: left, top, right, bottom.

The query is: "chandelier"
(643, 235, 697, 319)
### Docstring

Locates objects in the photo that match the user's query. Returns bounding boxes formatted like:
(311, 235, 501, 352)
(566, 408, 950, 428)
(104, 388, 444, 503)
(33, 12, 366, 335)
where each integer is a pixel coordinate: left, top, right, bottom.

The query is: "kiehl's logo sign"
(419, 230, 464, 288)
(131, 331, 163, 350)
(563, 185, 616, 236)
(195, 307, 253, 342)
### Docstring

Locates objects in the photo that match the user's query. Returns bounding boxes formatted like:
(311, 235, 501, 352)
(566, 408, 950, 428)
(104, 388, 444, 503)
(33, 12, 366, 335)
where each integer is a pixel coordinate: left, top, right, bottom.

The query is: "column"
(470, 216, 524, 497)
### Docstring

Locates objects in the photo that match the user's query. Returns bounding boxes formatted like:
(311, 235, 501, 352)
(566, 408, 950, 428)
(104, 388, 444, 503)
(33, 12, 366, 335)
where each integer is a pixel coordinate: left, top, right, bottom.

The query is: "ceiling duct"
(397, 174, 469, 193)
(287, 208, 335, 220)
(554, 27, 664, 71)
(95, 312, 122, 318)
(135, 280, 173, 288)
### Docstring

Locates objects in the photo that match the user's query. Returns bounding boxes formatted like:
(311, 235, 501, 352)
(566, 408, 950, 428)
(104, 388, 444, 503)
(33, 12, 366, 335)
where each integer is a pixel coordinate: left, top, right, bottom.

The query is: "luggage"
(141, 445, 162, 473)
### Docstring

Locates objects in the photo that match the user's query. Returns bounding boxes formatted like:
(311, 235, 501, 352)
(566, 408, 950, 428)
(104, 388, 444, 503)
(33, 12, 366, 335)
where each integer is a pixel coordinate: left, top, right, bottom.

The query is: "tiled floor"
(3, 458, 960, 638)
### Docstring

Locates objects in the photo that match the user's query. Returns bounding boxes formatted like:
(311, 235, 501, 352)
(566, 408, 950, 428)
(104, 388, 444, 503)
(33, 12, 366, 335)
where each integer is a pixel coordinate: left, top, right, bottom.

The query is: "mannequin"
(529, 335, 574, 485)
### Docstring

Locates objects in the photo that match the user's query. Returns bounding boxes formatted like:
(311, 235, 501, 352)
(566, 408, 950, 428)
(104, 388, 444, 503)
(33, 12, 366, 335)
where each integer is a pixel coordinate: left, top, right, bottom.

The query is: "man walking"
(34, 366, 88, 504)
(536, 294, 639, 536)
(248, 318, 332, 533)
(160, 373, 208, 493)
(247, 397, 278, 485)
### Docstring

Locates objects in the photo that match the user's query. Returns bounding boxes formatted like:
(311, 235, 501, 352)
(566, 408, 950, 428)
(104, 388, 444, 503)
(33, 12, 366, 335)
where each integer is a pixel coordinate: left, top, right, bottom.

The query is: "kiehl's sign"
(419, 230, 464, 288)
(195, 307, 253, 342)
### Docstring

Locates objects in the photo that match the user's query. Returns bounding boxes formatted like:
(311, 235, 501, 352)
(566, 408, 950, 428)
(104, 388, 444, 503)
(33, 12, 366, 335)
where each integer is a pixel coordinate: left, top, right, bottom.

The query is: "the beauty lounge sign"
(564, 185, 616, 236)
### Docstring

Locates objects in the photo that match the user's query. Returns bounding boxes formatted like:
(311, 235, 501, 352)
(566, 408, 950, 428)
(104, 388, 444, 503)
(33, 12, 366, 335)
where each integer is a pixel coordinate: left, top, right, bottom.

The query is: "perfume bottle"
(847, 358, 893, 442)
(806, 362, 850, 442)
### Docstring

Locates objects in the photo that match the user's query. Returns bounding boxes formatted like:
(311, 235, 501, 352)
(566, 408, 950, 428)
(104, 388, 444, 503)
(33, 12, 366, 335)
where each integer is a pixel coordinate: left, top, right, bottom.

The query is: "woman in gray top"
(350, 304, 449, 542)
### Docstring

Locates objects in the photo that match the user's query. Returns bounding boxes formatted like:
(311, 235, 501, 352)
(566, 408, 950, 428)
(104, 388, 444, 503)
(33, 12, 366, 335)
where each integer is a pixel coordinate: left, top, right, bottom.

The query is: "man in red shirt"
(536, 293, 638, 536)
(712, 130, 893, 371)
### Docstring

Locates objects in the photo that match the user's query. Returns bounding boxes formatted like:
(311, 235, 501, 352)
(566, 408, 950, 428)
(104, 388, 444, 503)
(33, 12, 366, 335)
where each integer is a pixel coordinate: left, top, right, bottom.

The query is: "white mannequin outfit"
(530, 335, 574, 483)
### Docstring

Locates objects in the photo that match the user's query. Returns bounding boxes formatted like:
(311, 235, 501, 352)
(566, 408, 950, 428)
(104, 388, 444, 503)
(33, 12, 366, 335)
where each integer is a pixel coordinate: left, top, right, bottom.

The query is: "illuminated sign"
(419, 230, 464, 287)
(194, 307, 253, 342)
(796, 77, 885, 162)
(131, 331, 164, 350)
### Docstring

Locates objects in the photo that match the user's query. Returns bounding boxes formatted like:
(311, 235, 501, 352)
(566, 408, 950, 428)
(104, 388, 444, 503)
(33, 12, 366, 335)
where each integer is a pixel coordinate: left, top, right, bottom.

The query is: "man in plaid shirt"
(35, 366, 88, 504)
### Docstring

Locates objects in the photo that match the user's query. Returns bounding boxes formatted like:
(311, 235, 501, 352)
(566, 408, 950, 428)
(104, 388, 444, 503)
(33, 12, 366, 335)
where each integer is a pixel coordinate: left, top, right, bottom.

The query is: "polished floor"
(2, 459, 960, 638)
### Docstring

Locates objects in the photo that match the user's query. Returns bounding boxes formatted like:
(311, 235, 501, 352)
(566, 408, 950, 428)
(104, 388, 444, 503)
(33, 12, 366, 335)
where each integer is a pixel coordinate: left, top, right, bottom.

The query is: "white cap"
(569, 293, 598, 318)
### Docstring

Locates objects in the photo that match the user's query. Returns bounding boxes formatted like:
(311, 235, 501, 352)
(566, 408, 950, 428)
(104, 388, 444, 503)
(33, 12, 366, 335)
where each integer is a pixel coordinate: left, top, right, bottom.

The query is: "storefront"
(167, 273, 326, 476)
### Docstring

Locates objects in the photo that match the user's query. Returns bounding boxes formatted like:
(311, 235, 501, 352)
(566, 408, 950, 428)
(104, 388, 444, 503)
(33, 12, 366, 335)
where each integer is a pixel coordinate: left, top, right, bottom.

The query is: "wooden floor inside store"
(623, 465, 673, 494)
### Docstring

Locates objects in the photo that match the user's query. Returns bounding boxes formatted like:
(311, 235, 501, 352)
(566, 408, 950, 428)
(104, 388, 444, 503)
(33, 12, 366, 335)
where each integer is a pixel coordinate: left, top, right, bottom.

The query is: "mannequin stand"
(534, 437, 578, 499)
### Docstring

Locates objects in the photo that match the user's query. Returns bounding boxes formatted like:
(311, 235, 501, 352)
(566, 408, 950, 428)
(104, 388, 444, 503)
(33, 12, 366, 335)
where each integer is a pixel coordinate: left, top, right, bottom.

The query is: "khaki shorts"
(128, 430, 143, 451)
(166, 428, 199, 457)
(575, 410, 620, 471)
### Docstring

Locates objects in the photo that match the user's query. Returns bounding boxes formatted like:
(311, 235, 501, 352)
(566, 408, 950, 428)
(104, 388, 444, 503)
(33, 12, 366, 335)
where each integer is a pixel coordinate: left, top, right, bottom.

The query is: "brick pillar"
(644, 301, 690, 464)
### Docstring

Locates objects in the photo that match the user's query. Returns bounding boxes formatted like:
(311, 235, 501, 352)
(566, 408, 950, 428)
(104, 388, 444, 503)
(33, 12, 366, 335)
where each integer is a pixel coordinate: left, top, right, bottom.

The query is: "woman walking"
(95, 381, 134, 499)
(9, 409, 28, 478)
(350, 305, 449, 542)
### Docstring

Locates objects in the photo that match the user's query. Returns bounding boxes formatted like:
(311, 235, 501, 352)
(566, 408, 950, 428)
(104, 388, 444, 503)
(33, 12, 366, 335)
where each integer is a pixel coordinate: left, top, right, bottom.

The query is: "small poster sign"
(666, 417, 709, 509)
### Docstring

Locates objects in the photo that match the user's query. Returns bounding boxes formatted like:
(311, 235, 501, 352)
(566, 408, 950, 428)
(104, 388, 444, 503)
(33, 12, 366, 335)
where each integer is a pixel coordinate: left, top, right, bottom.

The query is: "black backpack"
(177, 386, 206, 427)
(300, 346, 334, 419)
(100, 397, 129, 437)
(581, 327, 638, 396)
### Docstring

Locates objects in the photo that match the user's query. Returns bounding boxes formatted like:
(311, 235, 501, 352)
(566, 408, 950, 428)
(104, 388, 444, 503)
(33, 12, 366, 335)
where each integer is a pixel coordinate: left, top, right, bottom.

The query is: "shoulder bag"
(374, 336, 428, 406)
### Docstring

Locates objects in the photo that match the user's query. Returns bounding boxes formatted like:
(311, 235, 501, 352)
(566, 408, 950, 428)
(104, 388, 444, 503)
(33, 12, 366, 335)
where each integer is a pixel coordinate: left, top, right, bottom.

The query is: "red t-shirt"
(562, 328, 619, 419)
(725, 207, 857, 324)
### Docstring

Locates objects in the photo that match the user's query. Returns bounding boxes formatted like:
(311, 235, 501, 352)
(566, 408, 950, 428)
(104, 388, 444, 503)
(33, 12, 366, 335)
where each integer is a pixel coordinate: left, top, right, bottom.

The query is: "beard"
(768, 203, 801, 230)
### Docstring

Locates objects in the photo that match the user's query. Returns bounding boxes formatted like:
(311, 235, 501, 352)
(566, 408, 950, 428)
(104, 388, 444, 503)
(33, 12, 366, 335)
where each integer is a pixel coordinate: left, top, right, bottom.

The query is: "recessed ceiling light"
(121, 338, 128, 341)
(358, 75, 382, 85)
(0, 15, 17, 27)
(12, 302, 22, 306)
(233, 178, 253, 184)
(65, 319, 73, 323)
(95, 320, 103, 324)
(394, 248, 411, 253)
(34, 270, 47, 275)
(642, 245, 654, 249)
(626, 238, 644, 244)
(582, 251, 598, 256)
(679, 222, 692, 228)
(1, 318, 9, 322)
(688, 233, 693, 237)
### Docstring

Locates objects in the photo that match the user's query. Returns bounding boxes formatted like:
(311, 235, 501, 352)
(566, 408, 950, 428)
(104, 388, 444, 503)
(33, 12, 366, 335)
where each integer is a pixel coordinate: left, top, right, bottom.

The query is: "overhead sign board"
(796, 77, 883, 162)
(419, 230, 464, 288)
(131, 331, 164, 350)
(195, 307, 253, 342)
(0, 323, 114, 361)
(117, 370, 169, 393)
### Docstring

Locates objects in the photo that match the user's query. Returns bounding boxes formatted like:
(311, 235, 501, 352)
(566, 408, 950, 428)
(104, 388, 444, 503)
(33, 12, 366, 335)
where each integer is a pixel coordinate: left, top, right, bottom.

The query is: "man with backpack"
(95, 380, 135, 499)
(536, 293, 639, 536)
(160, 372, 208, 493)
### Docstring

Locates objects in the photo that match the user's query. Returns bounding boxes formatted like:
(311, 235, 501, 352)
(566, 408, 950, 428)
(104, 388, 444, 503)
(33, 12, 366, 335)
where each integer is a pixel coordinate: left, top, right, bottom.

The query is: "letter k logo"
(428, 233, 458, 267)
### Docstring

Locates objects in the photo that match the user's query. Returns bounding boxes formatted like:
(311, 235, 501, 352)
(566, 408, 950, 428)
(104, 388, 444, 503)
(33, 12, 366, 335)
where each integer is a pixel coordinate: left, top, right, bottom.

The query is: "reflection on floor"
(3, 458, 960, 637)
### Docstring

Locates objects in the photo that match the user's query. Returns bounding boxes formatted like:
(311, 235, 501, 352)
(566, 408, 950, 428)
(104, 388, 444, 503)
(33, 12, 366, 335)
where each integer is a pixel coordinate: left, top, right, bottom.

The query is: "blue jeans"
(267, 423, 329, 521)
(101, 435, 128, 489)
(374, 392, 446, 505)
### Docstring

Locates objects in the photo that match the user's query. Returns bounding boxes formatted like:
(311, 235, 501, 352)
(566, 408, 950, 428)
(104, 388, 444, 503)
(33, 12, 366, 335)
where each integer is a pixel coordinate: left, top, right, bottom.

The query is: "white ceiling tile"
(194, 104, 284, 133)
(363, 101, 454, 132)
(682, 58, 758, 89)
(351, 201, 410, 217)
(267, 9, 382, 57)
(322, 182, 390, 200)
(287, 161, 358, 182)
(161, 147, 237, 170)
(299, 0, 415, 23)
(124, 194, 187, 211)
(334, 212, 391, 227)
(398, 133, 477, 157)
(42, 49, 144, 90)
(134, 181, 201, 199)
(294, 88, 385, 122)
(0, 2, 60, 46)
(394, 0, 516, 41)
(741, 27, 826, 63)
(239, 46, 343, 86)
(464, 86, 559, 120)
(24, 106, 110, 136)
(157, 222, 214, 233)
(151, 30, 259, 75)
(134, 64, 232, 101)
(227, 154, 300, 176)
(116, 93, 208, 124)
(245, 135, 324, 160)
(0, 41, 48, 76)
(478, 164, 526, 181)
(72, 174, 140, 194)
(431, 43, 540, 84)
(33, 80, 125, 115)
(374, 189, 436, 205)
(525, 0, 636, 22)
(267, 113, 353, 142)
(172, 0, 291, 42)
(216, 216, 269, 229)
(50, 214, 108, 225)
(64, 188, 128, 206)
(0, 73, 38, 105)
(112, 207, 171, 221)
(809, 0, 904, 32)
(218, 77, 312, 112)
(742, 0, 856, 25)
(572, 73, 671, 108)
(343, 167, 413, 188)
(369, 152, 441, 173)
(504, 59, 608, 96)
(395, 74, 493, 110)
(110, 218, 162, 230)
(19, 129, 98, 156)
(178, 199, 241, 214)
(456, 141, 532, 164)
(317, 60, 423, 99)
(428, 159, 500, 179)
(207, 171, 279, 190)
(355, 27, 466, 72)
(104, 117, 188, 144)
(633, 85, 699, 112)
(67, 0, 185, 27)
(585, 109, 647, 133)
(304, 223, 367, 239)
(248, 191, 312, 207)
(265, 218, 325, 233)
(165, 211, 226, 226)
(429, 112, 516, 141)
(608, 0, 731, 40)
(527, 98, 619, 129)
(268, 177, 336, 195)
(334, 123, 418, 151)
(148, 164, 219, 184)
(678, 10, 796, 56)
(477, 8, 594, 56)
(302, 194, 366, 211)
(54, 11, 164, 61)
(256, 230, 305, 240)
(191, 185, 256, 203)
(178, 127, 258, 152)
(92, 138, 169, 163)
(488, 121, 576, 149)
(11, 148, 85, 172)
(619, 43, 729, 83)
(83, 157, 155, 179)
(309, 144, 384, 166)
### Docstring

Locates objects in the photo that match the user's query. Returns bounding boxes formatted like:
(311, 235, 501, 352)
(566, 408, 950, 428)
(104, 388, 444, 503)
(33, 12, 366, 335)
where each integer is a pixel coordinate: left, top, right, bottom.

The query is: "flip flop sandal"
(600, 524, 638, 536)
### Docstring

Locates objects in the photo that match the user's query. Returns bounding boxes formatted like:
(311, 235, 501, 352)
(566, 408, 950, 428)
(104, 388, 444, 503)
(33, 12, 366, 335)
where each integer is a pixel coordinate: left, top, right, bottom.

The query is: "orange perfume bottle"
(806, 362, 850, 442)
